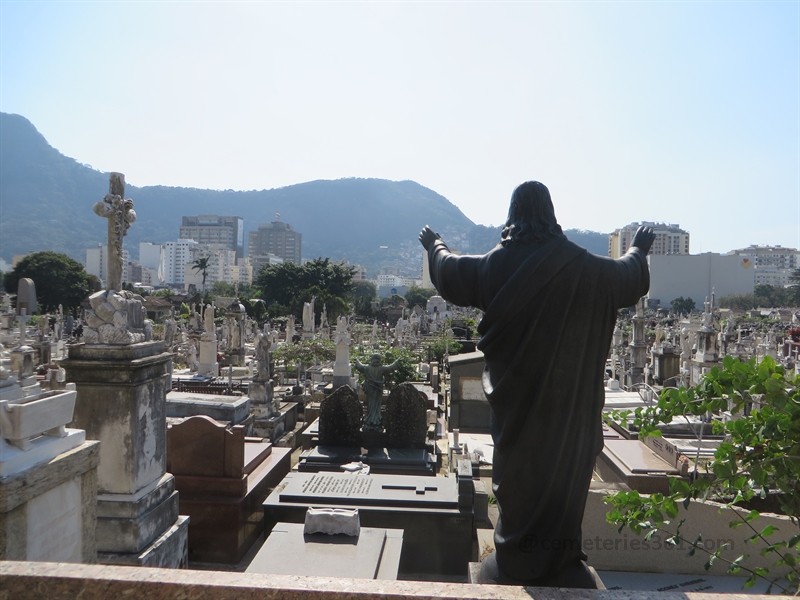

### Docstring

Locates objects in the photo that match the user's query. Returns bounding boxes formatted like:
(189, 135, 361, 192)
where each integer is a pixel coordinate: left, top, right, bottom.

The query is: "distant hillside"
(0, 112, 609, 276)
(464, 224, 608, 257)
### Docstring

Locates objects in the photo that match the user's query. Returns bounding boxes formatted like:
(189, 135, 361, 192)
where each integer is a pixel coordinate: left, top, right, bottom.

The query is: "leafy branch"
(605, 355, 800, 593)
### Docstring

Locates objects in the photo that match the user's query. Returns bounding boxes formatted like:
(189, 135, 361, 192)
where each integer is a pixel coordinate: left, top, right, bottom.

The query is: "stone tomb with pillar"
(0, 373, 99, 563)
(63, 341, 188, 567)
(62, 172, 188, 568)
(0, 278, 100, 563)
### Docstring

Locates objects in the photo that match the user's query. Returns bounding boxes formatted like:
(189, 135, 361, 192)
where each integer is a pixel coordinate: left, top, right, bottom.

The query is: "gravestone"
(263, 472, 472, 577)
(15, 279, 37, 315)
(384, 383, 427, 449)
(318, 385, 362, 446)
(62, 173, 187, 568)
(0, 365, 99, 563)
(167, 416, 290, 564)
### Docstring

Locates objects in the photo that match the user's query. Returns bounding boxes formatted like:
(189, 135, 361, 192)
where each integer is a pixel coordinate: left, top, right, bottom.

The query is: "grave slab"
(247, 522, 402, 580)
(166, 391, 250, 425)
(263, 472, 472, 577)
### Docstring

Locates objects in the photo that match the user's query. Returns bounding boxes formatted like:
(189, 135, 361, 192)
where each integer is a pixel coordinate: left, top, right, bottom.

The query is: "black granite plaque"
(279, 473, 456, 509)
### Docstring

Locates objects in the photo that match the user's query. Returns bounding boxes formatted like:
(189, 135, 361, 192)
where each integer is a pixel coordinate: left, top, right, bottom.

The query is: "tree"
(405, 286, 436, 310)
(424, 330, 463, 363)
(351, 346, 417, 388)
(718, 293, 758, 311)
(3, 251, 94, 312)
(789, 268, 800, 306)
(272, 338, 336, 369)
(353, 279, 376, 299)
(210, 281, 253, 298)
(670, 296, 696, 316)
(254, 258, 354, 321)
(753, 284, 794, 308)
(191, 257, 211, 293)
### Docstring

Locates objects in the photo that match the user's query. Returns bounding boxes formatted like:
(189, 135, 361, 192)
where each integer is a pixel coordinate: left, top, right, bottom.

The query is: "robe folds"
(427, 234, 649, 581)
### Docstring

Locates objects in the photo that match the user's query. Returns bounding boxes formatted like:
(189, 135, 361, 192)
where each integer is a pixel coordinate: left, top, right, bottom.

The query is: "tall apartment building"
(139, 242, 164, 284)
(162, 239, 199, 286)
(248, 218, 302, 264)
(180, 215, 244, 258)
(609, 222, 690, 258)
(727, 245, 799, 287)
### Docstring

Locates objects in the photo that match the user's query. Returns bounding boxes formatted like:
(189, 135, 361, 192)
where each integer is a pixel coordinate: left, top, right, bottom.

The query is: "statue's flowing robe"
(427, 235, 648, 581)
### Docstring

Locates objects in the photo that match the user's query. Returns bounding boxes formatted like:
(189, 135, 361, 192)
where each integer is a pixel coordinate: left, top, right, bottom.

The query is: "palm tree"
(191, 257, 211, 293)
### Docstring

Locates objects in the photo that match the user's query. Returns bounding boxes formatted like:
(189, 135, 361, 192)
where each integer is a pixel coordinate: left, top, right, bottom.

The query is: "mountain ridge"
(0, 112, 609, 275)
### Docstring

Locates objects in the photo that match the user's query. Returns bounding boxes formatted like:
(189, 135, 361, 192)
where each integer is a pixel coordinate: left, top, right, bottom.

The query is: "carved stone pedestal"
(62, 341, 188, 568)
(198, 332, 219, 377)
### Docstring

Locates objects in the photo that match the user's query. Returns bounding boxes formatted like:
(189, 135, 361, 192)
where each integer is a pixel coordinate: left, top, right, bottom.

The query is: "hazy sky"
(1, 1, 798, 253)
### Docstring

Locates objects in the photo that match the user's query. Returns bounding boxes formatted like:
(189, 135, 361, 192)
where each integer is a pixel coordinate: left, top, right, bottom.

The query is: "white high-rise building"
(139, 242, 164, 284)
(162, 239, 199, 286)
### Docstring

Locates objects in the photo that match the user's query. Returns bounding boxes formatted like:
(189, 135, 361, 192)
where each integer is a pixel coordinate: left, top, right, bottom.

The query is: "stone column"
(630, 300, 647, 385)
(332, 331, 351, 389)
(62, 341, 188, 568)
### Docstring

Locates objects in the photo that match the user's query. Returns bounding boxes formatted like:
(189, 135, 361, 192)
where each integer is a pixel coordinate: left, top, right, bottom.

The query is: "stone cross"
(93, 172, 136, 291)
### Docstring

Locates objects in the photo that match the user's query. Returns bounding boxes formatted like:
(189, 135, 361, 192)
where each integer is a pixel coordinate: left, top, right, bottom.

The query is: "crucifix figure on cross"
(93, 172, 136, 291)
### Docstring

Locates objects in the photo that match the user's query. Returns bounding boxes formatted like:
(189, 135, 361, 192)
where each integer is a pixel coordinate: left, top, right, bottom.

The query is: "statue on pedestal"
(354, 354, 400, 432)
(420, 181, 653, 588)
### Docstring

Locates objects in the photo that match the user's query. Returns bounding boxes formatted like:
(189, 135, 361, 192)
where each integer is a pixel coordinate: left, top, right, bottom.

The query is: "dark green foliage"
(191, 257, 210, 292)
(209, 281, 253, 298)
(405, 286, 436, 309)
(272, 338, 336, 367)
(352, 346, 416, 388)
(671, 296, 696, 315)
(353, 280, 378, 318)
(790, 269, 800, 306)
(255, 258, 354, 321)
(423, 332, 463, 363)
(353, 280, 376, 299)
(754, 284, 796, 308)
(719, 285, 797, 310)
(3, 251, 93, 312)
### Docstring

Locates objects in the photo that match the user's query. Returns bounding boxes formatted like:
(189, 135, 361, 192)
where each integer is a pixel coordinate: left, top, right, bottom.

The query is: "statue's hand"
(631, 226, 656, 255)
(419, 226, 441, 251)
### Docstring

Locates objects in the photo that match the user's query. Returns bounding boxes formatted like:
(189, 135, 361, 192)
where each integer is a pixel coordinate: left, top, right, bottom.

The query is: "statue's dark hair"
(500, 181, 563, 247)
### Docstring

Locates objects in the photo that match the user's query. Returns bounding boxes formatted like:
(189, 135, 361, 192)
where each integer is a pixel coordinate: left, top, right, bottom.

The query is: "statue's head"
(370, 353, 382, 366)
(501, 181, 563, 247)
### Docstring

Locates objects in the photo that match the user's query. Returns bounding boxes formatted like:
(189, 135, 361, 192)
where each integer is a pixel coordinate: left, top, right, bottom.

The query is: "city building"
(727, 246, 799, 287)
(230, 258, 254, 285)
(180, 215, 244, 259)
(138, 242, 164, 285)
(248, 215, 302, 264)
(86, 244, 130, 287)
(647, 253, 754, 309)
(183, 247, 237, 292)
(162, 239, 199, 286)
(127, 261, 158, 287)
(609, 222, 690, 258)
